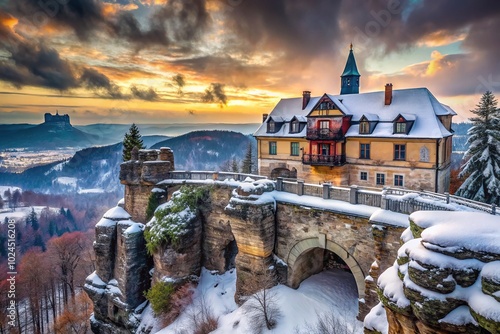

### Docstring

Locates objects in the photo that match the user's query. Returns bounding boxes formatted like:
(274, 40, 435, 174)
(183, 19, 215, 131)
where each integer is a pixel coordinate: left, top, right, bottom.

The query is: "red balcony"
(302, 154, 346, 166)
(306, 128, 344, 141)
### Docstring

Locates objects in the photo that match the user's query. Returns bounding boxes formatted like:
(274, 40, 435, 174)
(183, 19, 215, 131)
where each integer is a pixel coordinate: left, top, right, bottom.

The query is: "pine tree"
(241, 143, 254, 174)
(4, 189, 12, 208)
(231, 157, 239, 173)
(26, 208, 39, 230)
(122, 123, 145, 161)
(456, 91, 500, 205)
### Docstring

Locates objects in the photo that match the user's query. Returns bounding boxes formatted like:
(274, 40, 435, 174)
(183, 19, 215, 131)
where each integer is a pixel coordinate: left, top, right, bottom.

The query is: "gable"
(308, 94, 345, 117)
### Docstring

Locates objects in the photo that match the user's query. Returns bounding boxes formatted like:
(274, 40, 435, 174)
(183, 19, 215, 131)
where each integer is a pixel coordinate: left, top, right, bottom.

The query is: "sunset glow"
(1, 0, 499, 124)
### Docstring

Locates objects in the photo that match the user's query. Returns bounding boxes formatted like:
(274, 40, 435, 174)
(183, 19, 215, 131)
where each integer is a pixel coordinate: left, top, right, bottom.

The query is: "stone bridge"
(85, 149, 499, 333)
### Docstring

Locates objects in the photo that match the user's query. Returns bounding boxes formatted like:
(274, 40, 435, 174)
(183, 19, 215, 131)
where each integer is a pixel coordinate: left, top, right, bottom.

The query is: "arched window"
(359, 121, 369, 134)
(419, 146, 430, 162)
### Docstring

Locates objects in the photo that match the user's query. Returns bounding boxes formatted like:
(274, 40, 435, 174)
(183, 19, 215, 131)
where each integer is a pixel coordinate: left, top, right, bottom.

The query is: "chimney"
(262, 113, 268, 123)
(384, 83, 393, 105)
(302, 91, 311, 110)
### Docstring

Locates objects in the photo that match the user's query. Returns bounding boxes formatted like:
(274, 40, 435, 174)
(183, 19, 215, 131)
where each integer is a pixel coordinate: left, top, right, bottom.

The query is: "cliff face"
(366, 211, 500, 334)
(85, 149, 278, 333)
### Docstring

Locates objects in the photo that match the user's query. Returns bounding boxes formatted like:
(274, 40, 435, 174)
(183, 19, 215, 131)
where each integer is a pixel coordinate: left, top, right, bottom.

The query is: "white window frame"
(394, 174, 404, 187)
(376, 173, 386, 186)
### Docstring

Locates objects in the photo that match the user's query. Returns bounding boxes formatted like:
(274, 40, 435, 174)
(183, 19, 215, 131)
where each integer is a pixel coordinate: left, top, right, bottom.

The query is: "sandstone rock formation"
(365, 211, 500, 334)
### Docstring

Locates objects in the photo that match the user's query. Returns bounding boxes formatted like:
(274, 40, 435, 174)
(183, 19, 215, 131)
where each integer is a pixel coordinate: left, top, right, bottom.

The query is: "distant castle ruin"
(44, 111, 70, 124)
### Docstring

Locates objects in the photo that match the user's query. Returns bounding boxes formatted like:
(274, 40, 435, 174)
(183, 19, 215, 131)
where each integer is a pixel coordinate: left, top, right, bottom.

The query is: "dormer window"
(393, 114, 414, 135)
(395, 121, 406, 133)
(360, 120, 370, 134)
(291, 120, 299, 133)
(268, 120, 275, 133)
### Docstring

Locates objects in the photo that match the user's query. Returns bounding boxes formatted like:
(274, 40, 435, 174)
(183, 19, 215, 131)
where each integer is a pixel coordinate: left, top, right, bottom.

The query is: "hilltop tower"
(340, 44, 360, 95)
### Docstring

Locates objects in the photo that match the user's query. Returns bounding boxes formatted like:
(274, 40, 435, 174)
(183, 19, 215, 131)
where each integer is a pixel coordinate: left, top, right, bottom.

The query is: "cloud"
(130, 85, 159, 101)
(108, 0, 209, 50)
(9, 0, 106, 41)
(222, 0, 342, 60)
(201, 83, 227, 107)
(172, 73, 185, 95)
(80, 68, 125, 99)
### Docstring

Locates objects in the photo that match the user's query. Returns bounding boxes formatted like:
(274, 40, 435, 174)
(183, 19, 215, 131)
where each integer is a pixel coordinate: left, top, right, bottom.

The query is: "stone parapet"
(120, 148, 174, 223)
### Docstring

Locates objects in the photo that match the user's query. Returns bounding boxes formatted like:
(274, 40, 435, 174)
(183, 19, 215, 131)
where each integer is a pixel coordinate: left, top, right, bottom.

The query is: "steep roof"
(341, 49, 360, 77)
(253, 87, 455, 139)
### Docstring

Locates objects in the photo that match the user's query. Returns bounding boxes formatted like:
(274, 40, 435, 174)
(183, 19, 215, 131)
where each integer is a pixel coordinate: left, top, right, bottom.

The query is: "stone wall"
(120, 148, 174, 223)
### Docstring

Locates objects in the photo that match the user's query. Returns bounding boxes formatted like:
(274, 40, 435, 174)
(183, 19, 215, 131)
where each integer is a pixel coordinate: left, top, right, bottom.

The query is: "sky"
(0, 0, 500, 125)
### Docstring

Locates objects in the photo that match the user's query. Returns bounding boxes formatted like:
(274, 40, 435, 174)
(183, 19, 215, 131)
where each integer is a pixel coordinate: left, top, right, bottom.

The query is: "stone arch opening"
(223, 239, 238, 271)
(271, 167, 297, 179)
(286, 237, 365, 300)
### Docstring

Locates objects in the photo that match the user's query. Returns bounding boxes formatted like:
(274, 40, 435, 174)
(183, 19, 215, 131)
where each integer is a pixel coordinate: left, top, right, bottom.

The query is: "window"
(359, 121, 370, 134)
(291, 120, 299, 133)
(394, 144, 406, 160)
(360, 143, 370, 159)
(269, 141, 277, 155)
(291, 142, 300, 156)
(394, 175, 404, 187)
(320, 144, 330, 156)
(268, 120, 275, 133)
(395, 122, 407, 133)
(319, 120, 329, 129)
(376, 173, 385, 185)
(360, 171, 368, 181)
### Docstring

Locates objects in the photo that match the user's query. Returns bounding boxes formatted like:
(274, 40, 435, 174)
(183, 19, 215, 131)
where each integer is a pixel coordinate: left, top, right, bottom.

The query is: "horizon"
(1, 1, 500, 124)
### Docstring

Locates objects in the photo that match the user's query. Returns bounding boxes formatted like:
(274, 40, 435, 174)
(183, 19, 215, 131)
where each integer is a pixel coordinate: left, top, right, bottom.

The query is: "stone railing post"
(276, 177, 283, 191)
(297, 180, 304, 196)
(186, 171, 191, 179)
(492, 204, 497, 215)
(322, 183, 330, 199)
(349, 185, 358, 205)
(380, 187, 388, 210)
(445, 192, 450, 204)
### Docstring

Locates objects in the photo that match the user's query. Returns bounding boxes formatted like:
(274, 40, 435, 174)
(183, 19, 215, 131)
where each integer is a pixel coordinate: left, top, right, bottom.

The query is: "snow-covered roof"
(291, 115, 307, 122)
(361, 113, 379, 121)
(254, 88, 455, 139)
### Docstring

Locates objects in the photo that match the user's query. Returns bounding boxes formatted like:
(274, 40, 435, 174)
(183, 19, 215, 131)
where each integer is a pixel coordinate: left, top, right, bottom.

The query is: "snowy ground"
(0, 205, 61, 223)
(141, 268, 363, 334)
(53, 176, 78, 187)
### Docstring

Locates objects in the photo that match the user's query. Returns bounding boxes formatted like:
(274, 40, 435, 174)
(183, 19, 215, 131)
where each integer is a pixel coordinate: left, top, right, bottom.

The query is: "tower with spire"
(340, 44, 360, 95)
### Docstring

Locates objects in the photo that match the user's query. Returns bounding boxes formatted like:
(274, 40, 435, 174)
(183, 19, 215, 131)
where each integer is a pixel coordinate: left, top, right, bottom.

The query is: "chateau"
(254, 46, 456, 193)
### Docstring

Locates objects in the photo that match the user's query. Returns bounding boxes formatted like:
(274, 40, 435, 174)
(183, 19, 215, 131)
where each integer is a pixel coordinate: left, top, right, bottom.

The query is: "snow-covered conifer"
(456, 91, 500, 205)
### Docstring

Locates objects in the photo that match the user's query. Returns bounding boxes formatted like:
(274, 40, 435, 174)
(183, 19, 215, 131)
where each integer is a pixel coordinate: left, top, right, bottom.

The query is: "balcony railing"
(302, 154, 346, 166)
(306, 128, 344, 141)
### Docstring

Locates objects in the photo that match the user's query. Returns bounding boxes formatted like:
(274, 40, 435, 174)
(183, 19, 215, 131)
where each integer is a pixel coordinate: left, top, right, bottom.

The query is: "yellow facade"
(256, 135, 453, 192)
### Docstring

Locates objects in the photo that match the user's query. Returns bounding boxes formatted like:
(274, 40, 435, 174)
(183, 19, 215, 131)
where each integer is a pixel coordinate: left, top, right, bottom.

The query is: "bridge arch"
(286, 235, 365, 299)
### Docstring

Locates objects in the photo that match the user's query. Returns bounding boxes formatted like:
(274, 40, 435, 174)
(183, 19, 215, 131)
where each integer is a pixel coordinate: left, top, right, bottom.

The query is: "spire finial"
(350, 42, 353, 51)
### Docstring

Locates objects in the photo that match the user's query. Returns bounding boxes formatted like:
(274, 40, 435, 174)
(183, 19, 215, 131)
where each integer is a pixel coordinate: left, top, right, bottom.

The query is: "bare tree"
(295, 308, 362, 334)
(242, 265, 281, 333)
(187, 292, 219, 334)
